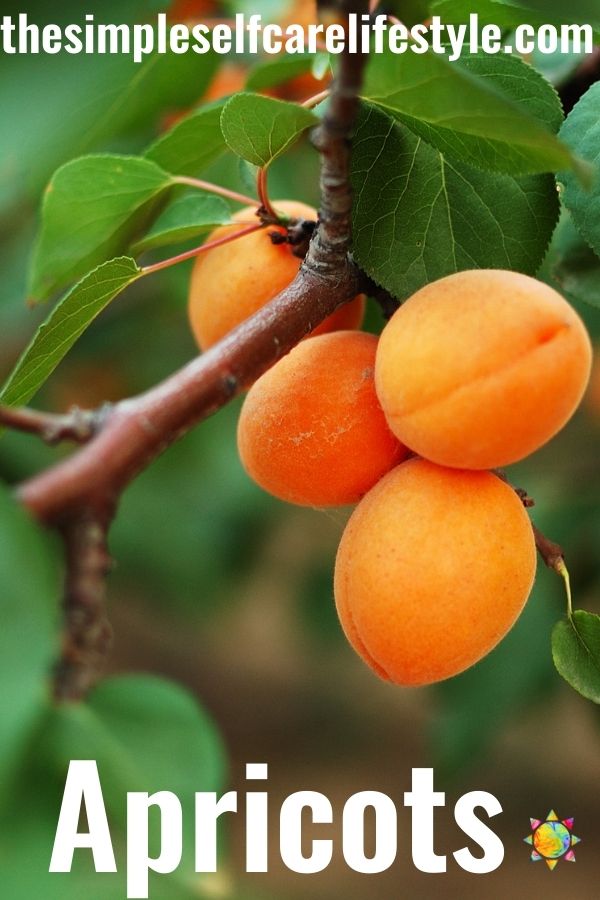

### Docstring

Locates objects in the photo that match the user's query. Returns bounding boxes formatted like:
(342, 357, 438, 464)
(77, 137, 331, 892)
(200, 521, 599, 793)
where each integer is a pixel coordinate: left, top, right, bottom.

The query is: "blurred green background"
(0, 1, 599, 898)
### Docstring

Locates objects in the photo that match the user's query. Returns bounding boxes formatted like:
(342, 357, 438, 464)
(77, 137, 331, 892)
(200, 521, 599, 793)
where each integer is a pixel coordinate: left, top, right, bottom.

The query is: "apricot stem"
(531, 522, 573, 615)
(531, 523, 565, 572)
(173, 176, 257, 207)
(140, 223, 265, 275)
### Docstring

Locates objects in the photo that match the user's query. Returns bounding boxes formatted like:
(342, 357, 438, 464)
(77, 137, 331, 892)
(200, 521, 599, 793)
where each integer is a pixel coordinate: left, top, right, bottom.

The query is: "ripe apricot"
(188, 201, 365, 351)
(375, 270, 592, 470)
(334, 459, 537, 685)
(237, 332, 407, 506)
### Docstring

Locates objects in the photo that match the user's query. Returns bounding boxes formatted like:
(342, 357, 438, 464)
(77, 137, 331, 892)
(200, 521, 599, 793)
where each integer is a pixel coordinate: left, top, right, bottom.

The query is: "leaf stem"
(302, 89, 331, 109)
(531, 521, 573, 616)
(173, 176, 256, 207)
(557, 558, 574, 619)
(140, 223, 265, 276)
(257, 168, 279, 222)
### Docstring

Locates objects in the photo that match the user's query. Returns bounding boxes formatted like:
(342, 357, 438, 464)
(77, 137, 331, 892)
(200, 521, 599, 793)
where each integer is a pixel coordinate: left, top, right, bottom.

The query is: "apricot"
(189, 201, 365, 350)
(375, 270, 592, 470)
(334, 459, 537, 685)
(237, 331, 407, 506)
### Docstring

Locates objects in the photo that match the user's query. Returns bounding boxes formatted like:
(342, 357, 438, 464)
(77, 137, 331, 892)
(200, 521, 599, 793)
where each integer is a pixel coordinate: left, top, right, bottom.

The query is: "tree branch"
(54, 509, 114, 700)
(0, 404, 107, 445)
(16, 7, 369, 528)
(6, 3, 370, 700)
(503, 480, 566, 574)
(532, 524, 565, 574)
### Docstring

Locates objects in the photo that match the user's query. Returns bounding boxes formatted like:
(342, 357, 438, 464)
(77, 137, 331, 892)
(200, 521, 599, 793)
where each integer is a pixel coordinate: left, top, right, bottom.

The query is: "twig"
(500, 474, 567, 574)
(0, 404, 107, 445)
(532, 524, 566, 574)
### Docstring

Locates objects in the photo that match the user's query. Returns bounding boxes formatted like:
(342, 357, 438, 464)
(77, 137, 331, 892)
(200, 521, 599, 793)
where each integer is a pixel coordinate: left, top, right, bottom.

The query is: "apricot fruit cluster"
(189, 209, 592, 687)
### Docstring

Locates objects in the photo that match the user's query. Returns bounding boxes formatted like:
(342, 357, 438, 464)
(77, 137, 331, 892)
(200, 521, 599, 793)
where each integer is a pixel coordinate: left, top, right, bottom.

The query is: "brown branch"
(54, 509, 114, 701)
(19, 268, 364, 524)
(8, 2, 370, 700)
(0, 404, 107, 445)
(500, 475, 567, 574)
(532, 524, 565, 574)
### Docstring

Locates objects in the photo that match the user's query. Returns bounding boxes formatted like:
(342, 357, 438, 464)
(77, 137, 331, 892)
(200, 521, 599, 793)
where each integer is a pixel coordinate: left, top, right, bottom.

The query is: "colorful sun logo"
(524, 811, 581, 870)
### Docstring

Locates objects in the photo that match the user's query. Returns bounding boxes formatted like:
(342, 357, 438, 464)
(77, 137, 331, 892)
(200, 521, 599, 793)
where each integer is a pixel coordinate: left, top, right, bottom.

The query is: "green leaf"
(132, 194, 231, 255)
(47, 675, 226, 805)
(531, 45, 588, 89)
(351, 104, 559, 299)
(220, 94, 318, 168)
(0, 482, 59, 801)
(552, 610, 600, 703)
(517, 0, 600, 25)
(245, 55, 316, 91)
(0, 258, 141, 408)
(362, 50, 573, 176)
(549, 213, 600, 308)
(431, 0, 600, 31)
(430, 0, 532, 29)
(1, 674, 226, 899)
(0, 11, 219, 218)
(238, 158, 259, 197)
(48, 675, 226, 889)
(144, 102, 227, 177)
(29, 156, 171, 302)
(558, 83, 600, 258)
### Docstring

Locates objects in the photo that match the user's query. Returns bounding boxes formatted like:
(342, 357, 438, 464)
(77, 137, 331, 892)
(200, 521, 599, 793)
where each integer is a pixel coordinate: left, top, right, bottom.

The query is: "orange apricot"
(237, 331, 408, 506)
(334, 459, 537, 686)
(188, 201, 365, 351)
(375, 270, 592, 470)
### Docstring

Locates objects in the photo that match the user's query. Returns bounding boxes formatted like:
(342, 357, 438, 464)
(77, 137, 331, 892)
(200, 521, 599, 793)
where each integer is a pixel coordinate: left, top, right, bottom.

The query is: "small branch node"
(0, 403, 108, 445)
